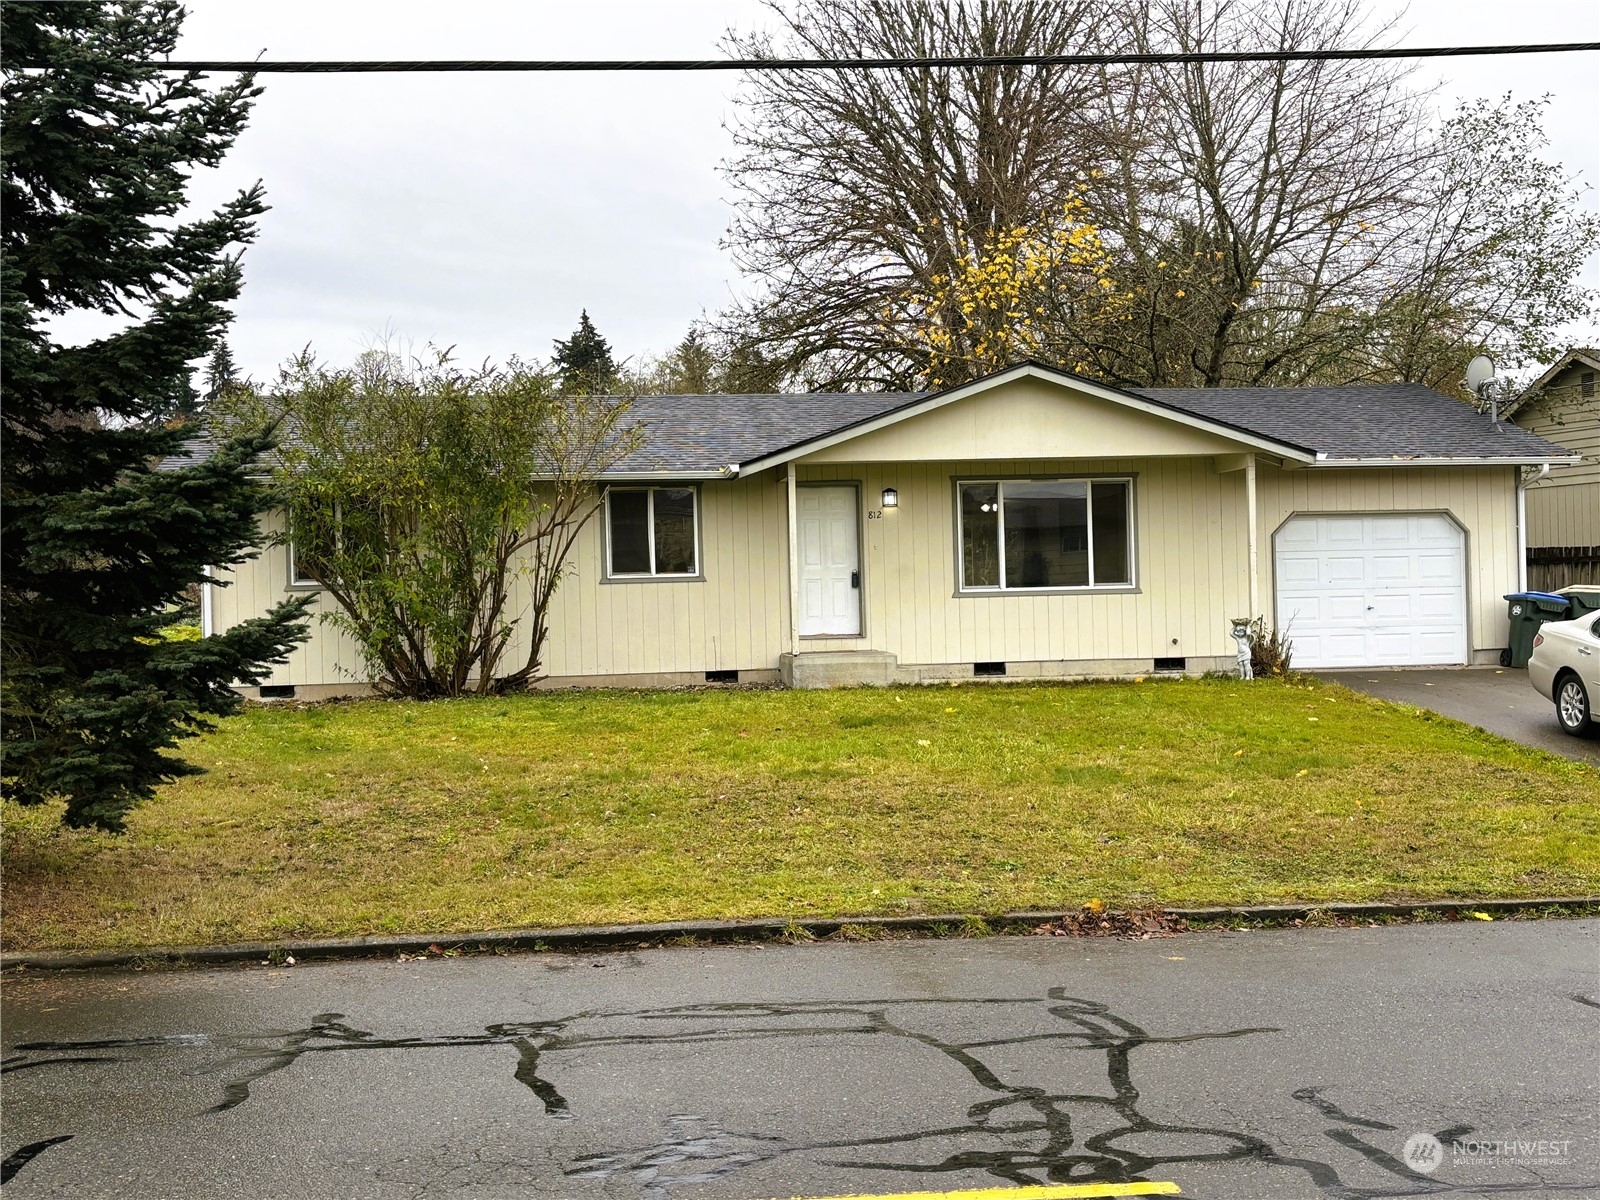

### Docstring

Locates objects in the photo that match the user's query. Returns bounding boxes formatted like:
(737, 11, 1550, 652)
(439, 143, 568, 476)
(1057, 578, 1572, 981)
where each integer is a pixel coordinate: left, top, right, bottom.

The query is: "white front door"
(1275, 513, 1468, 668)
(797, 486, 861, 637)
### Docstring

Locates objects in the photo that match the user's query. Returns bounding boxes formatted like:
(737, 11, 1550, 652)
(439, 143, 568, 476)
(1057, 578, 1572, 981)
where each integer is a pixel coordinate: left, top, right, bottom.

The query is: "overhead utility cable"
(130, 43, 1600, 74)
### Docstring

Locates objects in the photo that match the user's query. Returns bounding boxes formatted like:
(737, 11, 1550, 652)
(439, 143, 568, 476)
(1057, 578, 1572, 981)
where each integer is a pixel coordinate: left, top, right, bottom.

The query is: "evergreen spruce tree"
(668, 327, 717, 393)
(551, 309, 617, 393)
(1, 1, 311, 831)
(203, 340, 240, 405)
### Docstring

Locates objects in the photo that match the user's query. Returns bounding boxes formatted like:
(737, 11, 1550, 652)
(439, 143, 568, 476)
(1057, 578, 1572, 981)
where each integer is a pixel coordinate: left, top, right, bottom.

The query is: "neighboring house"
(200, 362, 1578, 695)
(1505, 348, 1600, 590)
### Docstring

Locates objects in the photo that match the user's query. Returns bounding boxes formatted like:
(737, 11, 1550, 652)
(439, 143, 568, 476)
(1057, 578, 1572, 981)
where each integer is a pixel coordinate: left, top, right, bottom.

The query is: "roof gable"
(739, 363, 1313, 473)
(1505, 348, 1600, 419)
(794, 371, 1284, 464)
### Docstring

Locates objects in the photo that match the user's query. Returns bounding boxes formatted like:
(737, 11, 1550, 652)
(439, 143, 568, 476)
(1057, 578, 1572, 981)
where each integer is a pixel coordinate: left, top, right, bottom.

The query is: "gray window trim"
(286, 542, 322, 592)
(601, 484, 704, 583)
(952, 474, 1139, 594)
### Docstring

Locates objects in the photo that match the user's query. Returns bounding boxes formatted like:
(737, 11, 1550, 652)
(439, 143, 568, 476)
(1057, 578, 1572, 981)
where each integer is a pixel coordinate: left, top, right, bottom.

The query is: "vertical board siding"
(1514, 372, 1598, 547)
(1523, 485, 1599, 548)
(798, 456, 1248, 665)
(1255, 463, 1517, 654)
(214, 460, 1523, 684)
(207, 510, 368, 687)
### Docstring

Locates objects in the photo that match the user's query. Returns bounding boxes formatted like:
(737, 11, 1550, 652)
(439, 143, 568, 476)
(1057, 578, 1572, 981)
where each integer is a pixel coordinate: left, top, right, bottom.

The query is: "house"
(1504, 348, 1600, 590)
(200, 362, 1579, 695)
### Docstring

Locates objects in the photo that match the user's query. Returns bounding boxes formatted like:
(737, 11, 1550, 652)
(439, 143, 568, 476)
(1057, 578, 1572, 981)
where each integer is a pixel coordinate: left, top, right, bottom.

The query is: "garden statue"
(1230, 620, 1253, 680)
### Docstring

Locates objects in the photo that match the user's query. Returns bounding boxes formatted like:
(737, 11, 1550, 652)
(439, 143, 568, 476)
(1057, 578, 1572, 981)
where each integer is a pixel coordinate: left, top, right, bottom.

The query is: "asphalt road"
(3, 921, 1598, 1200)
(1319, 667, 1600, 765)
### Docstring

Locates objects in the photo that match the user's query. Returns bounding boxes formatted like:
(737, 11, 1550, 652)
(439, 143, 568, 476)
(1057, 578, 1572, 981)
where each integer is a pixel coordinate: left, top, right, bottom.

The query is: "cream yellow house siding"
(1256, 463, 1517, 656)
(532, 473, 790, 679)
(213, 458, 1519, 686)
(212, 475, 794, 688)
(802, 376, 1255, 463)
(795, 456, 1249, 666)
(1512, 367, 1599, 547)
(207, 509, 368, 688)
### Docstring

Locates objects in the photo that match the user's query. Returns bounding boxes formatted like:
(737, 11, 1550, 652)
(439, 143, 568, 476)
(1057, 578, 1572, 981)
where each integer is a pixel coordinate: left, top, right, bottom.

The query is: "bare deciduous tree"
(721, 0, 1110, 389)
(720, 0, 1598, 393)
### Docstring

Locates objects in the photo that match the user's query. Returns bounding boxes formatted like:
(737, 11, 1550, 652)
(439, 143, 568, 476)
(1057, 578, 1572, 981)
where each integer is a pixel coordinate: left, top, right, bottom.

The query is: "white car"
(1528, 613, 1600, 737)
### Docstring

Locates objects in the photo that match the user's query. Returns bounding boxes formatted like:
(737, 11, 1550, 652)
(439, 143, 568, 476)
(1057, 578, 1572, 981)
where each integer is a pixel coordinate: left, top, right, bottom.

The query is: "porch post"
(786, 461, 800, 656)
(1245, 454, 1260, 619)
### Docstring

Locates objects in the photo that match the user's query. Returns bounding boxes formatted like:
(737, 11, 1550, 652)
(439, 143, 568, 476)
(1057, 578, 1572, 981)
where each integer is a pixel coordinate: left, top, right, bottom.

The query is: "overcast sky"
(163, 0, 1600, 382)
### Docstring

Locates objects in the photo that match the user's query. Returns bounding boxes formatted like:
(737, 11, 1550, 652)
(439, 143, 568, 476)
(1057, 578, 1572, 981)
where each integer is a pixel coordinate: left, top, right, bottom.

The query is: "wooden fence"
(1527, 546, 1600, 592)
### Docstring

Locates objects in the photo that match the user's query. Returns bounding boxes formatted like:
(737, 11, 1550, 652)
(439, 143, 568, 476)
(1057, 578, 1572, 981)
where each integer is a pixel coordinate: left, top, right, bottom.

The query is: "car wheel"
(1555, 672, 1594, 737)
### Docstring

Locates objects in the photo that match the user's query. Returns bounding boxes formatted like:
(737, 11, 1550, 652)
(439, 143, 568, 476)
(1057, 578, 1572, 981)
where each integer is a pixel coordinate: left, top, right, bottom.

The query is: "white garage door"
(1275, 514, 1468, 669)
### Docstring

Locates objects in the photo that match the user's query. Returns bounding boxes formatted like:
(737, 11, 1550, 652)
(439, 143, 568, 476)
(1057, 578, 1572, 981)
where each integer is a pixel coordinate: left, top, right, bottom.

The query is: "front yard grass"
(3, 676, 1597, 952)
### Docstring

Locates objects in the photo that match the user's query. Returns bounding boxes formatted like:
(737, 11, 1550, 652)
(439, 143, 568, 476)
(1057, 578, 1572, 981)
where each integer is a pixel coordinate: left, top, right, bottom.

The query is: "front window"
(607, 487, 699, 577)
(958, 478, 1133, 590)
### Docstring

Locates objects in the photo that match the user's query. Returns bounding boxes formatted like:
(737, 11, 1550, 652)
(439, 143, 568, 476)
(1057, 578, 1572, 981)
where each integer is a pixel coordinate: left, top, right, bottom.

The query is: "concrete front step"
(780, 649, 898, 688)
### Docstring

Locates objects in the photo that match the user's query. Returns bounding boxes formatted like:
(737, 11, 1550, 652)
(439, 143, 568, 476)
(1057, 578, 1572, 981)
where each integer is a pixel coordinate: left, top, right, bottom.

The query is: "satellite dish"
(1465, 354, 1496, 396)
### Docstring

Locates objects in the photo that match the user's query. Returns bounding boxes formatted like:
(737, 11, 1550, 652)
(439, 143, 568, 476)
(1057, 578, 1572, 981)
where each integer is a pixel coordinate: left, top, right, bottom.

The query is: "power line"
(135, 43, 1600, 74)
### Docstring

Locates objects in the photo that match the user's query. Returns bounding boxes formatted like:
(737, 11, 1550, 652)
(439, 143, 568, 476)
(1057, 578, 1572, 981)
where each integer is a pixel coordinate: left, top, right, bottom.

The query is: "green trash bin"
(1503, 591, 1573, 668)
(1558, 585, 1600, 618)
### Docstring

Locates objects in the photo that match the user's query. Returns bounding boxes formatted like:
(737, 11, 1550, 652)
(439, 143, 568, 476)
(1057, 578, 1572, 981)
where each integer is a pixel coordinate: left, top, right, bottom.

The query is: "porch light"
(881, 487, 899, 509)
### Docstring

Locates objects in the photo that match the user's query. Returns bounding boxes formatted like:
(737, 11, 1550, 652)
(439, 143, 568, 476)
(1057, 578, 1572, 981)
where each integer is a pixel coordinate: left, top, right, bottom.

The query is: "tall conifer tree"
(551, 309, 617, 393)
(1, 1, 310, 830)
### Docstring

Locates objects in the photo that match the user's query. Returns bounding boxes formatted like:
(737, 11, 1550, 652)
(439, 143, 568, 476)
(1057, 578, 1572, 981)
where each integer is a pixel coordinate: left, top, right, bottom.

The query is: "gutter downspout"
(1516, 462, 1550, 593)
(786, 462, 800, 657)
(1245, 454, 1260, 619)
(200, 565, 214, 637)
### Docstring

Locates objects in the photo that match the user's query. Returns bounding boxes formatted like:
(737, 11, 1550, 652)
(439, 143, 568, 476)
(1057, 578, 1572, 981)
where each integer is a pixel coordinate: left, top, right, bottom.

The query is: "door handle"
(851, 570, 860, 589)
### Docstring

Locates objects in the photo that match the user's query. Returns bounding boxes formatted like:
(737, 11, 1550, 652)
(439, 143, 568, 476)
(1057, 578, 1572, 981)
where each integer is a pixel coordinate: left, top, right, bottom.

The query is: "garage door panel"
(1277, 556, 1322, 586)
(1369, 517, 1412, 544)
(1416, 630, 1464, 657)
(1371, 593, 1413, 620)
(1275, 513, 1467, 669)
(1370, 554, 1415, 584)
(1416, 590, 1463, 620)
(1324, 556, 1367, 585)
(1278, 593, 1322, 623)
(1320, 593, 1367, 621)
(1415, 515, 1459, 543)
(1417, 552, 1459, 582)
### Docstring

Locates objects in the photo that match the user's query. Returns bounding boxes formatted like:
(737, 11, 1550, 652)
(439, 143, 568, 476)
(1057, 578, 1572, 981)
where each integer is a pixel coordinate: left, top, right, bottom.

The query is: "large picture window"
(606, 487, 699, 578)
(958, 478, 1133, 591)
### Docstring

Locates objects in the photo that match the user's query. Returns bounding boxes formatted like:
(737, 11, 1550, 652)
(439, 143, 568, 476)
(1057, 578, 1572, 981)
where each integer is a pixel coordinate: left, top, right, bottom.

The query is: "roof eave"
(736, 362, 1316, 473)
(1311, 454, 1583, 468)
(589, 465, 740, 483)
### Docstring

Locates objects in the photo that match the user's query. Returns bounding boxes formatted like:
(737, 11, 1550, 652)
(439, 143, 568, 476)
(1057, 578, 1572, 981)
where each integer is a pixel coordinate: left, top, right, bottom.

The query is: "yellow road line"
(765, 1183, 1182, 1200)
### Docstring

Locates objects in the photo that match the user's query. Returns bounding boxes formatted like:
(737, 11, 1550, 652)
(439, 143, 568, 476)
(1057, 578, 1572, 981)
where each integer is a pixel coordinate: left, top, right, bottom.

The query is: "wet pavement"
(1320, 667, 1600, 765)
(3, 920, 1598, 1199)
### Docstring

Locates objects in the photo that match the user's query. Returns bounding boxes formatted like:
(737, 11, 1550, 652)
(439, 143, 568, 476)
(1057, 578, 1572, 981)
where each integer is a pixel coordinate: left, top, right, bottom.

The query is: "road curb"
(4, 896, 1596, 972)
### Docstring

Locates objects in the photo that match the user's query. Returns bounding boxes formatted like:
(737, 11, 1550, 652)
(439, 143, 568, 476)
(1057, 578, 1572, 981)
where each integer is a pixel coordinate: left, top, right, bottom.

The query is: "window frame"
(954, 475, 1137, 594)
(602, 484, 704, 582)
(286, 541, 322, 590)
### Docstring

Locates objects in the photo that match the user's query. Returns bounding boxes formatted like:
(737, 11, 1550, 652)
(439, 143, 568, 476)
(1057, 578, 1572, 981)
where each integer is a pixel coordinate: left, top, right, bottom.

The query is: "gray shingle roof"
(1131, 382, 1572, 462)
(160, 372, 1576, 476)
(612, 392, 920, 474)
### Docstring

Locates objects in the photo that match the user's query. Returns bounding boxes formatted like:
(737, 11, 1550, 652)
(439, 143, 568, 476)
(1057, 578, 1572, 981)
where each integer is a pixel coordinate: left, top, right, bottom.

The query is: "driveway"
(3, 922, 1598, 1199)
(1319, 666, 1600, 765)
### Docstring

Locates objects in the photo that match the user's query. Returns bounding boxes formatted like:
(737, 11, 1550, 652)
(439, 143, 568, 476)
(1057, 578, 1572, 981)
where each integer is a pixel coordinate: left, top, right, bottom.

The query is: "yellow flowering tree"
(894, 198, 1119, 388)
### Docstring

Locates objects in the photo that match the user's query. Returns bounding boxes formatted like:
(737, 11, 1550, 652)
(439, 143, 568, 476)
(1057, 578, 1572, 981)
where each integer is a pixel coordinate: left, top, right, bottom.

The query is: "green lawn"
(3, 677, 1597, 952)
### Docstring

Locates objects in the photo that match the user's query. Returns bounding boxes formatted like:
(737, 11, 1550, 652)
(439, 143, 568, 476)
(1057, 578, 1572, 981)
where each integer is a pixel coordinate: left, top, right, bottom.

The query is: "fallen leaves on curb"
(1032, 908, 1180, 939)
